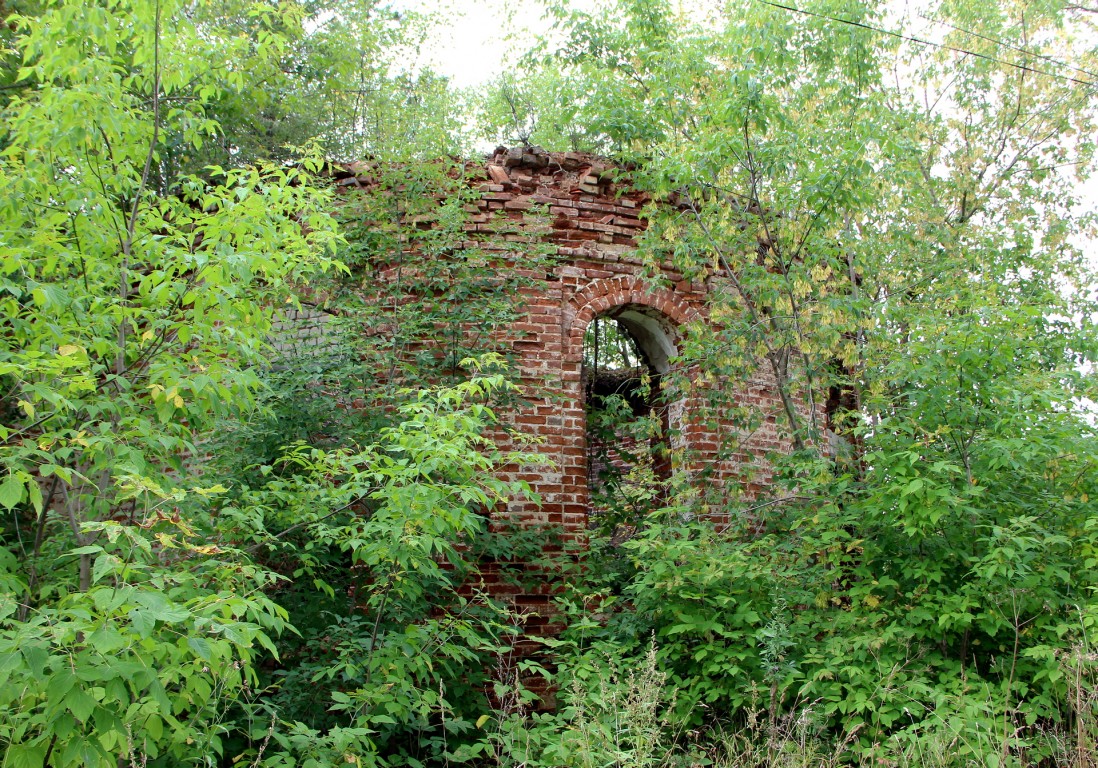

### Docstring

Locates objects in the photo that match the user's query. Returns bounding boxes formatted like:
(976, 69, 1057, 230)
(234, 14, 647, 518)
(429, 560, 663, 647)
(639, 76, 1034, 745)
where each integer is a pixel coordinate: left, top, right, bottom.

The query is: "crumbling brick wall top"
(329, 146, 663, 262)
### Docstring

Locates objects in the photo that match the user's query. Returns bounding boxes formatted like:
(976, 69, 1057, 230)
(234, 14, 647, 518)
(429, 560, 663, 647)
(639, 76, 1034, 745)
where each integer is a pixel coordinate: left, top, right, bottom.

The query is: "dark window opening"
(582, 311, 675, 542)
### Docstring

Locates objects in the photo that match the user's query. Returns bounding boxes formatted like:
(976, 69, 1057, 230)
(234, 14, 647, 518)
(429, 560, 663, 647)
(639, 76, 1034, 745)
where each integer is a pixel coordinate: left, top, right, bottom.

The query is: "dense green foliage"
(1, 0, 1097, 765)
(0, 0, 537, 765)
(484, 0, 1098, 763)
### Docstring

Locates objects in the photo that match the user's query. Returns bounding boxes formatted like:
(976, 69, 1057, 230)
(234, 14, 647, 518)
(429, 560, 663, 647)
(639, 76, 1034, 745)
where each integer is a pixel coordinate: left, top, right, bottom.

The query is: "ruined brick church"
(324, 146, 803, 554)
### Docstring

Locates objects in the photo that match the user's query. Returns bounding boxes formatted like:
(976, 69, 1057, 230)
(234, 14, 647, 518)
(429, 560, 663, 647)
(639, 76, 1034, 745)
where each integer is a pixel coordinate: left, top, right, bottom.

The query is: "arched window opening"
(582, 307, 676, 541)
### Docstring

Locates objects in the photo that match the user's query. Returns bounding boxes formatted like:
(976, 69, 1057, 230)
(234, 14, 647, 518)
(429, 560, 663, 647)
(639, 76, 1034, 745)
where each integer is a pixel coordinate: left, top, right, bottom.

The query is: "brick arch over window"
(563, 276, 699, 367)
(565, 276, 698, 517)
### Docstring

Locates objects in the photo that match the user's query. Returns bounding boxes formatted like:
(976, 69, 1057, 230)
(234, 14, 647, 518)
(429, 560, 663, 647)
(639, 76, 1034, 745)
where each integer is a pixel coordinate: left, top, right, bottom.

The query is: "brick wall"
(330, 146, 814, 625)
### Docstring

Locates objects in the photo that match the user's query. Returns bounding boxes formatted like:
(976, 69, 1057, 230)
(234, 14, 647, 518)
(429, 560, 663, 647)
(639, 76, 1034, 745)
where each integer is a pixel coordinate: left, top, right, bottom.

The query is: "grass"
(489, 642, 1098, 768)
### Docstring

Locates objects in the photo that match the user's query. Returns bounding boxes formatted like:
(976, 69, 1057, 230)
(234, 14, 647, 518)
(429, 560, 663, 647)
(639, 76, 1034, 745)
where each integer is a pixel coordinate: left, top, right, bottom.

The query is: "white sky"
(394, 0, 969, 88)
(395, 1, 1097, 234)
(399, 1, 1098, 217)
(393, 0, 717, 89)
(391, 0, 546, 89)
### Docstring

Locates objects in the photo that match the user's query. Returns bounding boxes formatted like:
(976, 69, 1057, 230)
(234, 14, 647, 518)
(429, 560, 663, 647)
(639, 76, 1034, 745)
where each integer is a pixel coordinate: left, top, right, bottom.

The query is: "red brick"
(330, 147, 824, 642)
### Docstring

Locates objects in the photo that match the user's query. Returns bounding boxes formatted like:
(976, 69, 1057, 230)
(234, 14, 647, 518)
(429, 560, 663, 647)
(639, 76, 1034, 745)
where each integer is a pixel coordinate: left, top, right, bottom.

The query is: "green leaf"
(145, 713, 164, 742)
(91, 554, 117, 585)
(187, 636, 212, 660)
(20, 646, 48, 680)
(4, 742, 48, 768)
(46, 669, 77, 701)
(129, 609, 154, 637)
(0, 475, 24, 510)
(66, 687, 96, 722)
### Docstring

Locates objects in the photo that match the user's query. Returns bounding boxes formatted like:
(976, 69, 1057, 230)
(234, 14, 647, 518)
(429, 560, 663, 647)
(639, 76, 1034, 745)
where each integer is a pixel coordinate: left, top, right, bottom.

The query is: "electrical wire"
(754, 0, 1097, 88)
(916, 11, 1098, 81)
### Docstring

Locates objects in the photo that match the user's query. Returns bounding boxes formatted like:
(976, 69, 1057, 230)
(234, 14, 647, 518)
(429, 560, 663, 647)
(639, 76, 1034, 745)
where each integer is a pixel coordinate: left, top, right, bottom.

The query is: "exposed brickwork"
(330, 146, 813, 628)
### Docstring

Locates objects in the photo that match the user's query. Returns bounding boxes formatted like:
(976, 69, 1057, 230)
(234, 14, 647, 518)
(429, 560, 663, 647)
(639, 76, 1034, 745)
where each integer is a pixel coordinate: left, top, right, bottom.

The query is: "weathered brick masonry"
(330, 146, 808, 625)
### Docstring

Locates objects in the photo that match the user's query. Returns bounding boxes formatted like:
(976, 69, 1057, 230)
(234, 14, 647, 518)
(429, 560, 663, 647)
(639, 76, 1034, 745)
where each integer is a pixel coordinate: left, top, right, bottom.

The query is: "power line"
(917, 12, 1098, 81)
(754, 0, 1097, 88)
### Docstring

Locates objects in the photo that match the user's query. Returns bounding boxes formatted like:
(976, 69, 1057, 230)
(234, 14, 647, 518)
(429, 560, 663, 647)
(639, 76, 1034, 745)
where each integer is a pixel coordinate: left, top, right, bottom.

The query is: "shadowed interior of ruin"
(582, 310, 677, 540)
